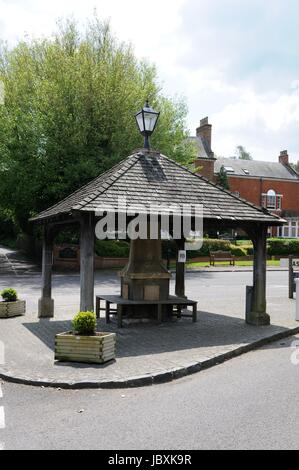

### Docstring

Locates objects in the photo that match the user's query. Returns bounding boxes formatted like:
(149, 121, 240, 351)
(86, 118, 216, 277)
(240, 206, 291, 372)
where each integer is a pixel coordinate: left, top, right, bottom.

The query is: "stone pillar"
(175, 238, 186, 298)
(80, 213, 95, 312)
(38, 225, 54, 318)
(247, 225, 270, 326)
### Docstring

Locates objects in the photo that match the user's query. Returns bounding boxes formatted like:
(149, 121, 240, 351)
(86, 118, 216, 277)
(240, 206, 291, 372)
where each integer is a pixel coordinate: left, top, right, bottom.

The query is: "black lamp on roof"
(135, 100, 160, 150)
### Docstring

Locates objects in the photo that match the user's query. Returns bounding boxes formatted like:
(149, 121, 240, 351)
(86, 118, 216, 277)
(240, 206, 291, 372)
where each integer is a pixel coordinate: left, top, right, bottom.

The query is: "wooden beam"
(246, 225, 270, 326)
(175, 238, 186, 298)
(80, 213, 95, 312)
(38, 225, 55, 318)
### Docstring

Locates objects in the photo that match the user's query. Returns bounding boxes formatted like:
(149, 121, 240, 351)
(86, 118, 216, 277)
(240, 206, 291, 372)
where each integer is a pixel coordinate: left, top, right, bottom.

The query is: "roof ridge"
(72, 153, 140, 211)
(217, 157, 287, 165)
(159, 153, 281, 220)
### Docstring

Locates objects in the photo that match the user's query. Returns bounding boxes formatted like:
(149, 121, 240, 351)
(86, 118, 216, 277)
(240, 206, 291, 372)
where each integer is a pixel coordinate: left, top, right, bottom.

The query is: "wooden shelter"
(31, 149, 284, 326)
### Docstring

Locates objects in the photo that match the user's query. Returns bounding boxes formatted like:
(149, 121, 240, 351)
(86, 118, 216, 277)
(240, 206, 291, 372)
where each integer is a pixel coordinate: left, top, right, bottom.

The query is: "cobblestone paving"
(0, 270, 297, 386)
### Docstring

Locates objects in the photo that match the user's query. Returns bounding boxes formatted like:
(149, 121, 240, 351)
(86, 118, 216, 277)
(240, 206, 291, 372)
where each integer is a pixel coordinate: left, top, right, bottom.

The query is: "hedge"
(187, 239, 231, 259)
(267, 238, 299, 256)
(95, 240, 130, 258)
(93, 238, 299, 258)
(94, 238, 299, 258)
(229, 246, 247, 257)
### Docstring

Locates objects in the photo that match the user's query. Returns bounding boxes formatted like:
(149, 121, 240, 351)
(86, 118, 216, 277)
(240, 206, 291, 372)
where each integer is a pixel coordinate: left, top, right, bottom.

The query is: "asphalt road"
(1, 335, 299, 450)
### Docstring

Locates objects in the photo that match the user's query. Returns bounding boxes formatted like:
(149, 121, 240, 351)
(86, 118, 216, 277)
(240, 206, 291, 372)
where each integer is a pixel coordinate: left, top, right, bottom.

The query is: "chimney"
(194, 117, 215, 181)
(279, 150, 289, 165)
(196, 117, 212, 154)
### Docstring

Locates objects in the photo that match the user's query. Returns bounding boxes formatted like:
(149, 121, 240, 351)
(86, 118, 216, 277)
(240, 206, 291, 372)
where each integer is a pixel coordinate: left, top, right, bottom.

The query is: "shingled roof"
(215, 157, 299, 180)
(31, 150, 284, 225)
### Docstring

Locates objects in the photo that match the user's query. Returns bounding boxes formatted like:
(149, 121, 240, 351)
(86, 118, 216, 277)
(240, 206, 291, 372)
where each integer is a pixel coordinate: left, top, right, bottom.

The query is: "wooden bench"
(95, 295, 198, 328)
(210, 250, 235, 266)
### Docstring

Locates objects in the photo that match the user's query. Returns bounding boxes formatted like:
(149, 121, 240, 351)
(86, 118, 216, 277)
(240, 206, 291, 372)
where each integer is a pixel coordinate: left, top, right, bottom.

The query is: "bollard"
(296, 279, 299, 321)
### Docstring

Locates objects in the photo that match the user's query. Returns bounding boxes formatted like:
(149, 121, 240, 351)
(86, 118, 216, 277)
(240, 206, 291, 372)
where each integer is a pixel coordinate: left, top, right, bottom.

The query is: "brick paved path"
(0, 270, 297, 387)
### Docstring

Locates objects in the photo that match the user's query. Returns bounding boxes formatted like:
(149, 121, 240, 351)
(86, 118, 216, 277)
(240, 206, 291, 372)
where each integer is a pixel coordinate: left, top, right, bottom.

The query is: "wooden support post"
(177, 305, 182, 319)
(157, 304, 162, 323)
(247, 225, 270, 326)
(289, 255, 294, 299)
(175, 238, 186, 298)
(117, 305, 123, 328)
(192, 303, 197, 323)
(96, 297, 100, 318)
(38, 225, 55, 318)
(106, 301, 111, 323)
(80, 213, 95, 312)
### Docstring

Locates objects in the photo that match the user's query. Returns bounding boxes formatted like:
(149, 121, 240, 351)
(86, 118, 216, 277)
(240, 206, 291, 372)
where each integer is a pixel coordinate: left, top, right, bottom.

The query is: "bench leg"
(192, 303, 197, 322)
(96, 297, 100, 319)
(177, 305, 182, 319)
(157, 304, 162, 323)
(106, 301, 111, 324)
(117, 305, 123, 329)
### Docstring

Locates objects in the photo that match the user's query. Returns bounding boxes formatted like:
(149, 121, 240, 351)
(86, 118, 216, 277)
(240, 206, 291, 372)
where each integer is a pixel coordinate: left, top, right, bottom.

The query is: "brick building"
(192, 117, 299, 238)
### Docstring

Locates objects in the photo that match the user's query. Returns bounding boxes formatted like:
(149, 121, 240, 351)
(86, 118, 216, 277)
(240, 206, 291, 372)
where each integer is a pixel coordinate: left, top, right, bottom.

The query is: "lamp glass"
(143, 111, 157, 132)
(135, 102, 159, 135)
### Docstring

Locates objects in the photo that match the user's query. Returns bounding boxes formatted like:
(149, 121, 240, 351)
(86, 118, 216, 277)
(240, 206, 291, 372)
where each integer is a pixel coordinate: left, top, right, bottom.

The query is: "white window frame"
(278, 220, 299, 239)
(261, 190, 283, 211)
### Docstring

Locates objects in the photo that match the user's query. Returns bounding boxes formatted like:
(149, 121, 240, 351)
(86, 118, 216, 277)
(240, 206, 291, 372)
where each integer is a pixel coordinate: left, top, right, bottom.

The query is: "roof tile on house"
(215, 157, 299, 180)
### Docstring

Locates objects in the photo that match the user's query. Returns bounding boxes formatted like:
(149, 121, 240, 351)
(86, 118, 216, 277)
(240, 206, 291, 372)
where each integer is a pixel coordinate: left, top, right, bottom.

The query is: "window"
(242, 168, 250, 175)
(261, 190, 282, 210)
(266, 189, 276, 209)
(223, 166, 235, 173)
(278, 220, 299, 239)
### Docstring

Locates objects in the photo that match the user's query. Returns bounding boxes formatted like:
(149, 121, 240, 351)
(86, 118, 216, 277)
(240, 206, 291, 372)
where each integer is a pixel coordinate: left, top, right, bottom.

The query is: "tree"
(235, 145, 253, 160)
(291, 160, 299, 173)
(217, 165, 230, 190)
(0, 16, 196, 234)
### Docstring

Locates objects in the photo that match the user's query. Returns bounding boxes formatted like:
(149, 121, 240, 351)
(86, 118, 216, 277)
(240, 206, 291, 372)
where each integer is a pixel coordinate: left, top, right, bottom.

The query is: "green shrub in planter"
(72, 311, 96, 335)
(1, 288, 18, 302)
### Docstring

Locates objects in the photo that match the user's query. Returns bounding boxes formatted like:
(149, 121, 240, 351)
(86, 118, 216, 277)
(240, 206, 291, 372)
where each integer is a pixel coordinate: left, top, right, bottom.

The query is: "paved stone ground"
(0, 268, 298, 387)
(0, 245, 39, 275)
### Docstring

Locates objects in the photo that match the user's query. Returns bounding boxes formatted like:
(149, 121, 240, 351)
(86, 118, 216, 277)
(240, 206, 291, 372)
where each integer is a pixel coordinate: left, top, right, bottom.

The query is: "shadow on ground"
(23, 310, 290, 361)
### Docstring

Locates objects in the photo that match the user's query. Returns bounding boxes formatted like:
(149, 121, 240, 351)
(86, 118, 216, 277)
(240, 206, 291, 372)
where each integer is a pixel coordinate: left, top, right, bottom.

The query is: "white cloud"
(0, 0, 299, 163)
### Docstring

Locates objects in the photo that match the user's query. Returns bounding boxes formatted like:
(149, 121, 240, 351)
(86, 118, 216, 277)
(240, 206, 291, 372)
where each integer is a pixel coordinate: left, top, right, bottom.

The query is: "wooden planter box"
(55, 331, 116, 364)
(0, 300, 26, 318)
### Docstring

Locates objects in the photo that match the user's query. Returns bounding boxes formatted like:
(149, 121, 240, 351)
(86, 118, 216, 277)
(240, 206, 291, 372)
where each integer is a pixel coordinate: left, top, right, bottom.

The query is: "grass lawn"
(185, 259, 280, 268)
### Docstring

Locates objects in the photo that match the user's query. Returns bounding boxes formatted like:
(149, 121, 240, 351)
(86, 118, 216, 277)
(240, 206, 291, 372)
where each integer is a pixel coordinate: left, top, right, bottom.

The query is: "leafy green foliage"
(292, 161, 299, 173)
(229, 246, 247, 256)
(72, 311, 96, 335)
(267, 238, 299, 256)
(95, 240, 130, 257)
(187, 239, 231, 258)
(0, 15, 195, 233)
(1, 288, 18, 302)
(216, 165, 230, 190)
(0, 208, 16, 240)
(235, 145, 253, 160)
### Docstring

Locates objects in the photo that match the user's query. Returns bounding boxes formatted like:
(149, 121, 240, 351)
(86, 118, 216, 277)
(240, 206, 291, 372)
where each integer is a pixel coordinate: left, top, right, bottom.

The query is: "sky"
(1, 0, 299, 163)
